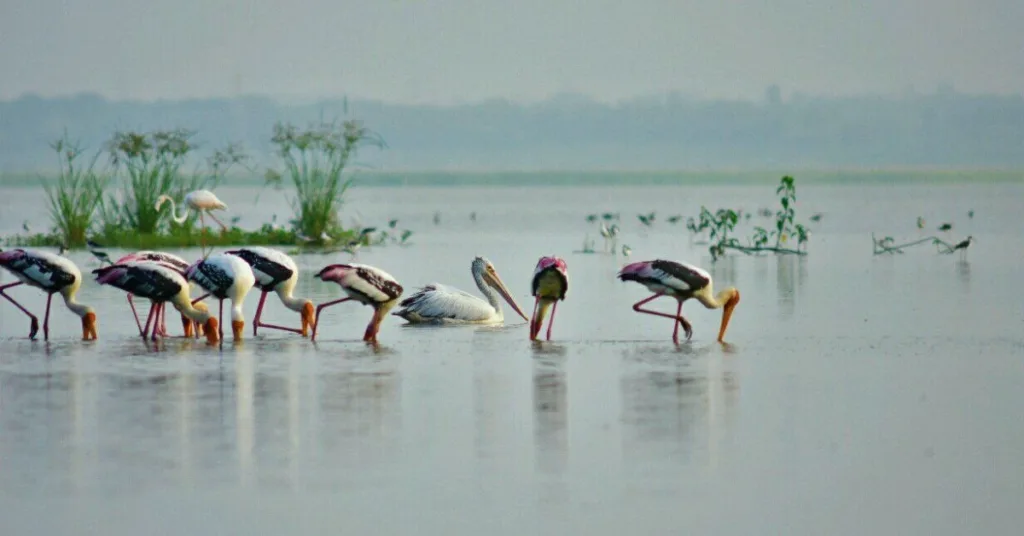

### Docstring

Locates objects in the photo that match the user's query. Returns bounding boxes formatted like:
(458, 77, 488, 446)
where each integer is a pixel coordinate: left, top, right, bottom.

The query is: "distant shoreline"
(1, 169, 1021, 188)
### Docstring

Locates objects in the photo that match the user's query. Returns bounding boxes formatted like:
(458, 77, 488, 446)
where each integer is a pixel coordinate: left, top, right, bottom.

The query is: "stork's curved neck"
(61, 289, 93, 318)
(172, 291, 210, 322)
(277, 286, 309, 313)
(696, 285, 738, 309)
(472, 267, 503, 317)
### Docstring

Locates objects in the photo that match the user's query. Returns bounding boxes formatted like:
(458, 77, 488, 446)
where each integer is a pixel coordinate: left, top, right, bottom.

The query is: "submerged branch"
(872, 233, 957, 255)
(720, 243, 807, 256)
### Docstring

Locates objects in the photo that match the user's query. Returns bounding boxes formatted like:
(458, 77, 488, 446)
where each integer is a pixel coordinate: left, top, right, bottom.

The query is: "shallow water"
(2, 180, 1024, 534)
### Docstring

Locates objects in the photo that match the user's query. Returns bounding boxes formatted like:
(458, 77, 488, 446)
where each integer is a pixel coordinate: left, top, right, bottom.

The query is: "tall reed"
(42, 133, 109, 247)
(266, 120, 384, 239)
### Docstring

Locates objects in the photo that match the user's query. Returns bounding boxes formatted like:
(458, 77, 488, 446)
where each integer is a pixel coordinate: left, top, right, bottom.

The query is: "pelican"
(185, 253, 255, 342)
(225, 247, 314, 337)
(311, 263, 404, 343)
(392, 256, 528, 324)
(155, 189, 229, 255)
(617, 259, 740, 343)
(529, 256, 568, 341)
(0, 248, 98, 340)
(93, 261, 219, 344)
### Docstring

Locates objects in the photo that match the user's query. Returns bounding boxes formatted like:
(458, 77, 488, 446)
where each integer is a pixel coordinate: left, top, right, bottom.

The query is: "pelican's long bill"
(483, 270, 529, 321)
(717, 290, 741, 342)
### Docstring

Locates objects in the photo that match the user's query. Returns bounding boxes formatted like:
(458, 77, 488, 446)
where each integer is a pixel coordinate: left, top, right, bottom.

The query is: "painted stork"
(155, 189, 229, 255)
(392, 256, 528, 325)
(311, 264, 404, 343)
(93, 261, 219, 344)
(0, 249, 98, 340)
(225, 247, 314, 337)
(114, 250, 209, 338)
(185, 253, 255, 342)
(529, 256, 568, 341)
(617, 259, 740, 343)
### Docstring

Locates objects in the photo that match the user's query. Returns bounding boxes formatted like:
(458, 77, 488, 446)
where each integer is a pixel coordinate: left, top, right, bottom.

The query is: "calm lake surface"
(2, 177, 1023, 534)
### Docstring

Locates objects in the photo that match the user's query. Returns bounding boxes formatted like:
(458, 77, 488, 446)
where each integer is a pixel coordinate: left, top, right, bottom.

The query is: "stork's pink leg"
(218, 299, 225, 342)
(631, 293, 693, 344)
(159, 302, 169, 337)
(199, 212, 207, 257)
(150, 303, 164, 341)
(0, 282, 40, 339)
(251, 292, 305, 335)
(311, 297, 354, 342)
(529, 297, 540, 340)
(252, 291, 268, 336)
(191, 293, 210, 305)
(546, 302, 558, 341)
(142, 302, 157, 340)
(126, 294, 144, 336)
(42, 293, 53, 341)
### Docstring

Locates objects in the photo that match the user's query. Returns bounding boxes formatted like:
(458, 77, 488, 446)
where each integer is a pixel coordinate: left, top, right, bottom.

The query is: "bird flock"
(0, 245, 740, 346)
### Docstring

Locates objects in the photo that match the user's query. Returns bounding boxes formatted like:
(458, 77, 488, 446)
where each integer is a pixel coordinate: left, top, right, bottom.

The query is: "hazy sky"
(2, 0, 1022, 103)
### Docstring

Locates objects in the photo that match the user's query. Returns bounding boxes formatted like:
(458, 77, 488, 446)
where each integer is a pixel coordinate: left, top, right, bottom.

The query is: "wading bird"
(225, 247, 314, 337)
(94, 261, 219, 344)
(617, 259, 740, 343)
(186, 253, 255, 342)
(155, 189, 229, 255)
(0, 249, 97, 340)
(952, 236, 973, 259)
(938, 223, 953, 232)
(529, 256, 568, 341)
(393, 256, 528, 324)
(311, 264, 404, 343)
(114, 250, 208, 338)
(599, 222, 619, 253)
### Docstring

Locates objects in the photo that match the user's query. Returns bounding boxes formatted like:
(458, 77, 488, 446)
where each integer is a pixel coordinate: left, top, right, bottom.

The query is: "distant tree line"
(1, 89, 1022, 171)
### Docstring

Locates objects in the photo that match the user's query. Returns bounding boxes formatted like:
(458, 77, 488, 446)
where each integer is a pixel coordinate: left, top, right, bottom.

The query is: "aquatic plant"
(264, 119, 385, 241)
(104, 129, 195, 233)
(42, 133, 110, 248)
(701, 176, 810, 261)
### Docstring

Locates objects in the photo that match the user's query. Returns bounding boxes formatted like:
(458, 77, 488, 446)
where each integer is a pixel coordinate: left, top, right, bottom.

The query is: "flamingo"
(392, 256, 528, 324)
(155, 189, 229, 255)
(185, 253, 255, 342)
(311, 264, 404, 343)
(225, 247, 314, 337)
(93, 261, 219, 344)
(529, 256, 568, 341)
(617, 259, 740, 343)
(114, 250, 209, 338)
(0, 249, 98, 340)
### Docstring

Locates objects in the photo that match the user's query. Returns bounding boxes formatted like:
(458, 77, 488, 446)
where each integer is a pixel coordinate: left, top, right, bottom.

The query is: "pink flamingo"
(617, 259, 740, 343)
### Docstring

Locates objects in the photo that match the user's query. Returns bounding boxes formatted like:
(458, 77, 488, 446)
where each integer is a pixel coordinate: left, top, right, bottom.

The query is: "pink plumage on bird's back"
(95, 266, 127, 285)
(618, 260, 652, 277)
(0, 249, 25, 264)
(315, 264, 353, 282)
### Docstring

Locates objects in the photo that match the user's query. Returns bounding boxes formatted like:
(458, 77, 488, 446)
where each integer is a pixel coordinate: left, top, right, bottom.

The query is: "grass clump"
(264, 119, 385, 242)
(105, 129, 194, 234)
(42, 133, 110, 247)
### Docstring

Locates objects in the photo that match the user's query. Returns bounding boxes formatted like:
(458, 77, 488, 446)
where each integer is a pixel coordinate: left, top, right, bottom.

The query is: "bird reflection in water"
(532, 346, 569, 508)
